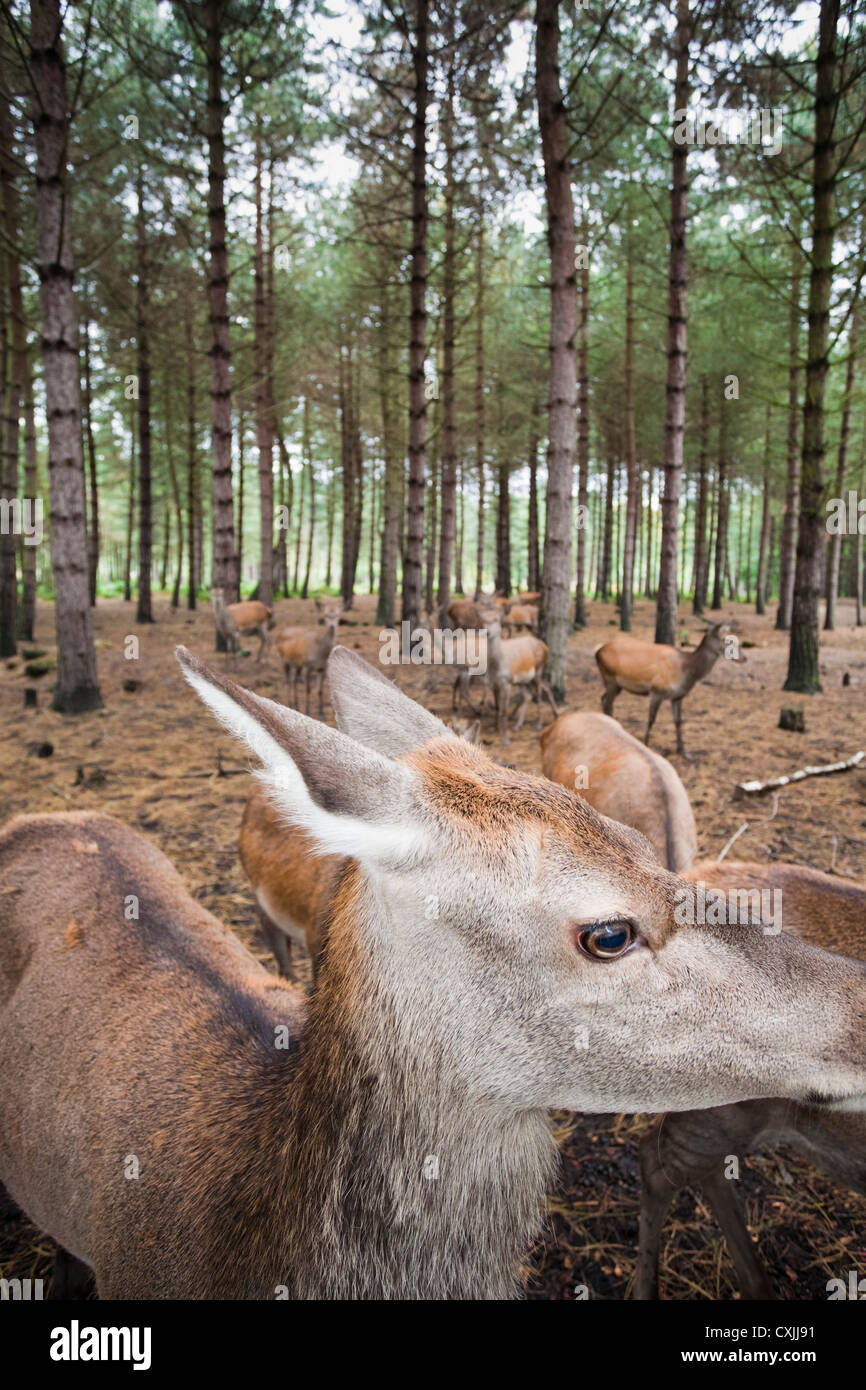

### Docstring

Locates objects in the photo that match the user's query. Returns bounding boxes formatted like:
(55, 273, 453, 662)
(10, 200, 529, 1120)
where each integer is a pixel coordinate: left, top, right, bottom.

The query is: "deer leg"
(305, 667, 312, 717)
(700, 1171, 776, 1301)
(317, 670, 326, 718)
(257, 905, 294, 980)
(256, 625, 267, 662)
(671, 697, 689, 759)
(512, 686, 532, 734)
(644, 691, 663, 747)
(635, 1121, 678, 1300)
(543, 680, 559, 721)
(601, 680, 618, 716)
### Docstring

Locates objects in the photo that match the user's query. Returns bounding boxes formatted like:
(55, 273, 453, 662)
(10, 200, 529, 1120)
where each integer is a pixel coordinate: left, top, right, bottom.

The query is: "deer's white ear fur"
(178, 652, 428, 867)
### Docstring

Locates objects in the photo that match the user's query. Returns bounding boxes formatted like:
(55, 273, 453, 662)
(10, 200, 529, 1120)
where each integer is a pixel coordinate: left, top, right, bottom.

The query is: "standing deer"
(485, 614, 558, 745)
(595, 622, 734, 758)
(1, 649, 865, 1300)
(636, 859, 866, 1300)
(540, 711, 697, 872)
(212, 587, 272, 662)
(502, 603, 538, 637)
(277, 600, 341, 716)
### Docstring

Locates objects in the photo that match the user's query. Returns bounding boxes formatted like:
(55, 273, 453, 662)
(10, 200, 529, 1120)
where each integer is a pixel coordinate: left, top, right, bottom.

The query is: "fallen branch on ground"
(733, 750, 865, 799)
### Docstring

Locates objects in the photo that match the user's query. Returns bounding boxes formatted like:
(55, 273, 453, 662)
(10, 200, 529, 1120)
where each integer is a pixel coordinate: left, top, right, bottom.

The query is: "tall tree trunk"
(711, 403, 729, 610)
(692, 374, 709, 613)
(454, 458, 464, 595)
(325, 464, 335, 590)
(401, 0, 428, 631)
(82, 313, 99, 606)
(655, 0, 690, 646)
(293, 407, 307, 595)
(776, 237, 802, 630)
(473, 203, 485, 601)
(535, 0, 576, 700)
(621, 228, 638, 631)
(574, 212, 589, 626)
(302, 407, 315, 600)
(186, 314, 197, 610)
(856, 460, 864, 626)
(29, 0, 101, 710)
(600, 450, 614, 600)
(495, 459, 511, 597)
(0, 57, 24, 656)
(19, 350, 37, 640)
(824, 308, 857, 630)
(756, 404, 772, 614)
(237, 414, 245, 582)
(135, 169, 153, 624)
(351, 360, 363, 590)
(376, 262, 399, 626)
(785, 0, 840, 692)
(436, 51, 457, 628)
(164, 375, 183, 609)
(527, 408, 540, 594)
(254, 131, 273, 607)
(125, 398, 135, 603)
(339, 344, 354, 608)
(204, 0, 238, 624)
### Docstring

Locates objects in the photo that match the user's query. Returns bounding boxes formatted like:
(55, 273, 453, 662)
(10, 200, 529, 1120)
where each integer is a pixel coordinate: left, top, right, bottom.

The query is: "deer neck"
(267, 866, 556, 1299)
(686, 638, 721, 686)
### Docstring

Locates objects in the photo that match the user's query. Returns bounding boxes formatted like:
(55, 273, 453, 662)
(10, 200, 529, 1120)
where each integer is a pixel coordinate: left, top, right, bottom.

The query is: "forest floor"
(1, 591, 865, 1300)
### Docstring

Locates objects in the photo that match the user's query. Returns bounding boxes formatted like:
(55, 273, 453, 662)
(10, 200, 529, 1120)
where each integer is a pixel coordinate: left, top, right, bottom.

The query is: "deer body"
(447, 598, 488, 630)
(595, 624, 730, 757)
(2, 649, 865, 1301)
(503, 603, 538, 637)
(636, 859, 866, 1300)
(540, 711, 697, 872)
(212, 589, 272, 662)
(485, 616, 558, 745)
(277, 602, 341, 717)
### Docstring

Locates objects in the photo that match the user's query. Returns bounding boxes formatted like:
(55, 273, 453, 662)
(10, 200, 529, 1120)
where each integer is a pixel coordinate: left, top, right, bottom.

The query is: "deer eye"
(576, 920, 635, 960)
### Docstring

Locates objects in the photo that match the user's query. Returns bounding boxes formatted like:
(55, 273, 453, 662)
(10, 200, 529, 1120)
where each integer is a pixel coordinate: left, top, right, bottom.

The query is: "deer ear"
(175, 647, 425, 865)
(327, 646, 455, 757)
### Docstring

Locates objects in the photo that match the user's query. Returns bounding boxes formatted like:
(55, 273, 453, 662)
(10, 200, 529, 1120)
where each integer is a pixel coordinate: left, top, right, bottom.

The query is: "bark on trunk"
(535, 0, 576, 700)
(655, 0, 690, 646)
(375, 259, 399, 626)
(82, 314, 99, 606)
(135, 169, 153, 623)
(186, 314, 197, 610)
(756, 404, 772, 614)
(436, 53, 457, 628)
(19, 351, 37, 640)
(29, 0, 101, 709)
(528, 408, 540, 594)
(254, 132, 273, 607)
(473, 205, 485, 601)
(785, 0, 839, 692)
(621, 231, 638, 631)
(776, 237, 802, 630)
(574, 213, 589, 627)
(401, 0, 428, 631)
(204, 0, 238, 623)
(692, 374, 709, 613)
(711, 404, 729, 610)
(0, 64, 24, 655)
(824, 308, 857, 630)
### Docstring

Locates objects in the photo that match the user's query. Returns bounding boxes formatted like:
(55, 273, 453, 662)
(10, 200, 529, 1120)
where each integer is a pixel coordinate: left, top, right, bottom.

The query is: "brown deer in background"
(212, 587, 272, 662)
(1, 648, 865, 1299)
(276, 600, 342, 716)
(541, 711, 697, 872)
(595, 622, 736, 758)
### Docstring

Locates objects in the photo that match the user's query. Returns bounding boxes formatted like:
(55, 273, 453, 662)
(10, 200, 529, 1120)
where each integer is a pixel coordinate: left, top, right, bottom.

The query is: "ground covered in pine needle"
(1, 592, 864, 1300)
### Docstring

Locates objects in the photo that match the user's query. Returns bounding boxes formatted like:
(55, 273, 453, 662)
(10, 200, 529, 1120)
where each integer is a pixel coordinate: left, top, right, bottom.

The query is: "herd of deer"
(0, 590, 863, 1301)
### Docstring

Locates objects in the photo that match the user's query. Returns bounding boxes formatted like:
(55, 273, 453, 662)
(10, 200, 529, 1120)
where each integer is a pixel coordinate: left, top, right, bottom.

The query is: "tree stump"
(779, 706, 805, 733)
